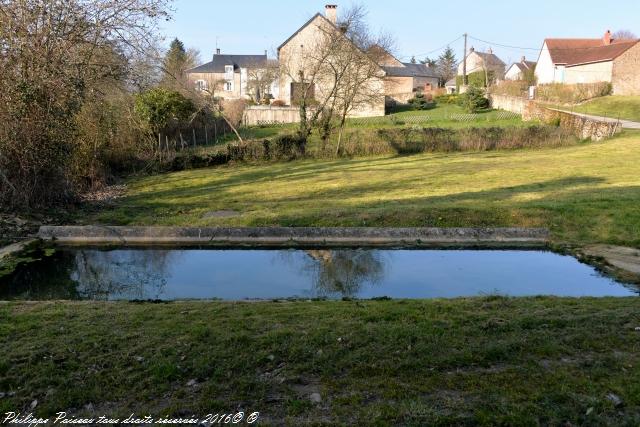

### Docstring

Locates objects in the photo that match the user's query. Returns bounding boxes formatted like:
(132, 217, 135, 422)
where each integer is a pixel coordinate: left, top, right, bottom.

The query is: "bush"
(456, 70, 496, 88)
(271, 100, 287, 107)
(134, 88, 195, 135)
(407, 93, 436, 110)
(491, 80, 530, 97)
(379, 125, 576, 154)
(434, 94, 460, 104)
(536, 82, 612, 104)
(459, 86, 490, 113)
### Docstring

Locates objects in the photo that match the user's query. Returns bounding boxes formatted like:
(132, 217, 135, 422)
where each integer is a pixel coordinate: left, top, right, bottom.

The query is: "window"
(225, 81, 233, 91)
(195, 80, 207, 92)
(225, 65, 234, 79)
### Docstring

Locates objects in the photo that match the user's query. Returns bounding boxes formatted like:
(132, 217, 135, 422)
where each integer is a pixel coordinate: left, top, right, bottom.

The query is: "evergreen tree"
(420, 57, 437, 67)
(410, 56, 417, 64)
(436, 47, 457, 86)
(161, 38, 189, 90)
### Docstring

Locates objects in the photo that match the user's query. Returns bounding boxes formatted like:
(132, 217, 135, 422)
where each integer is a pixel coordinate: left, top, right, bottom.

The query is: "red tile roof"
(545, 38, 639, 66)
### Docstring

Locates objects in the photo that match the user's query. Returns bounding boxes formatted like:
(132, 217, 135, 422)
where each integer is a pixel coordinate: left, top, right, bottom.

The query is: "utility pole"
(463, 33, 468, 86)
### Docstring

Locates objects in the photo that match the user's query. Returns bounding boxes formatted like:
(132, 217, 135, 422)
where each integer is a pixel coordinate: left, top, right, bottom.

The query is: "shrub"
(459, 86, 490, 113)
(379, 125, 575, 154)
(271, 100, 287, 107)
(491, 80, 530, 97)
(536, 82, 612, 104)
(407, 93, 436, 110)
(221, 99, 247, 127)
(456, 70, 496, 88)
(434, 94, 460, 104)
(134, 88, 195, 135)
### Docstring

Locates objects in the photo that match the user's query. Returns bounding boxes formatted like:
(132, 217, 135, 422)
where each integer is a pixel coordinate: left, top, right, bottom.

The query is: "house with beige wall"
(457, 47, 506, 81)
(276, 5, 439, 116)
(276, 5, 385, 117)
(186, 51, 278, 100)
(535, 31, 640, 95)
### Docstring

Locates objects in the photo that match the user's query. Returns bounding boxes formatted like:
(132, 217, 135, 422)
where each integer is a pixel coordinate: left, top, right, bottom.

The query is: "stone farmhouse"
(535, 31, 640, 95)
(457, 47, 506, 80)
(186, 50, 278, 100)
(505, 57, 537, 81)
(276, 4, 438, 117)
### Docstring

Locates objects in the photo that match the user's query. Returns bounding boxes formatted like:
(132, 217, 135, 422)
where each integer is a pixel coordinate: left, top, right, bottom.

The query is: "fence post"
(192, 128, 196, 147)
(205, 126, 208, 145)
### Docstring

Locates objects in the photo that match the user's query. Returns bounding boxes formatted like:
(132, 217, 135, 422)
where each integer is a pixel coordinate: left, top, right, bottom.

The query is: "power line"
(400, 35, 463, 60)
(468, 34, 638, 52)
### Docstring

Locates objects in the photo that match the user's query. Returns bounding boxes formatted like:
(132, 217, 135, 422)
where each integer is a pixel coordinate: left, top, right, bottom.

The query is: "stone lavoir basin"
(1, 248, 637, 301)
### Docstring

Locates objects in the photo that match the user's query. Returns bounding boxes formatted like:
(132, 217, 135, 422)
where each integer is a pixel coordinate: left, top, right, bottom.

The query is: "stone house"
(186, 51, 279, 100)
(276, 5, 385, 117)
(535, 31, 640, 95)
(376, 48, 440, 104)
(457, 47, 506, 80)
(277, 4, 437, 117)
(505, 57, 536, 81)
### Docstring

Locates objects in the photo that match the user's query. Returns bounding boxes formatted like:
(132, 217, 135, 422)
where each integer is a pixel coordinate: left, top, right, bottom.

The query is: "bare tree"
(613, 29, 638, 40)
(278, 4, 393, 152)
(0, 0, 172, 208)
(246, 59, 279, 103)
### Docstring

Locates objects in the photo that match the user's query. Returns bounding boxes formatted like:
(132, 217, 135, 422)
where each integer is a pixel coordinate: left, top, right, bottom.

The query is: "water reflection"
(300, 250, 387, 298)
(0, 248, 637, 301)
(71, 250, 177, 300)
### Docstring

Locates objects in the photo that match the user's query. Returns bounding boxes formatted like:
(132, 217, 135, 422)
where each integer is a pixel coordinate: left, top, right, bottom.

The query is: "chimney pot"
(216, 48, 221, 55)
(521, 56, 526, 62)
(325, 4, 338, 25)
(604, 30, 612, 45)
(469, 46, 475, 53)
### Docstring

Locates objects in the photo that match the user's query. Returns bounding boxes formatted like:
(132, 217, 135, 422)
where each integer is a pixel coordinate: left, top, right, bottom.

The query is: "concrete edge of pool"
(37, 226, 550, 247)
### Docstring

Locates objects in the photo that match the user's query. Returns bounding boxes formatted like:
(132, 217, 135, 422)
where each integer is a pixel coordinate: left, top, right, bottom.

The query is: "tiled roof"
(187, 54, 268, 73)
(545, 38, 639, 66)
(383, 63, 438, 78)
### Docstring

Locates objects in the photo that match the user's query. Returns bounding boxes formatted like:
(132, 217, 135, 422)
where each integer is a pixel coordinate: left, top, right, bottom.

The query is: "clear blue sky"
(162, 0, 640, 66)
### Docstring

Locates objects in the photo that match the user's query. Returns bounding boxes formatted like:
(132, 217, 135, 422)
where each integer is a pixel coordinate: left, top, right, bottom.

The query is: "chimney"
(487, 47, 493, 54)
(521, 56, 526, 63)
(604, 30, 612, 45)
(216, 48, 221, 55)
(325, 4, 337, 25)
(469, 46, 475, 53)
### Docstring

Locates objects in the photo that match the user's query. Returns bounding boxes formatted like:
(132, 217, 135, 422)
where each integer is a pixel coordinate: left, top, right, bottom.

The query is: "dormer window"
(225, 65, 234, 79)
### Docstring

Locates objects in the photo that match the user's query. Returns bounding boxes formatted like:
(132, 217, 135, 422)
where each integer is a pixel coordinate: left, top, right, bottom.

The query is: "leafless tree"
(0, 0, 172, 208)
(613, 30, 638, 40)
(279, 4, 393, 152)
(246, 59, 279, 103)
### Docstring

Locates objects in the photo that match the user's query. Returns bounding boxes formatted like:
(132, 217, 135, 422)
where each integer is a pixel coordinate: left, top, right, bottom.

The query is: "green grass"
(1, 298, 639, 425)
(91, 131, 640, 247)
(566, 96, 640, 122)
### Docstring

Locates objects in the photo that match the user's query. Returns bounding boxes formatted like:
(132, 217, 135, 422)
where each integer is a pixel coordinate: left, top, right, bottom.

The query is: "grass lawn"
(91, 131, 640, 247)
(567, 96, 640, 122)
(211, 104, 524, 144)
(1, 298, 639, 425)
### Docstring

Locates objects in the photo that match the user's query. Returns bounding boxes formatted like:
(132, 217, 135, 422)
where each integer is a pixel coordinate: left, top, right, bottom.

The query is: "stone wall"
(612, 43, 640, 95)
(523, 103, 620, 141)
(490, 94, 621, 141)
(489, 94, 528, 114)
(243, 106, 304, 126)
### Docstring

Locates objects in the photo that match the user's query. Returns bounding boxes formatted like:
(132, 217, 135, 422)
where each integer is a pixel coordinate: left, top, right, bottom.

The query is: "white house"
(535, 31, 640, 94)
(457, 47, 506, 80)
(505, 57, 536, 81)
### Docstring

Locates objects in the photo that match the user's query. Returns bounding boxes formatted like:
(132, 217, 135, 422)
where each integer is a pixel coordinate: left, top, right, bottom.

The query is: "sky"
(162, 0, 640, 66)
